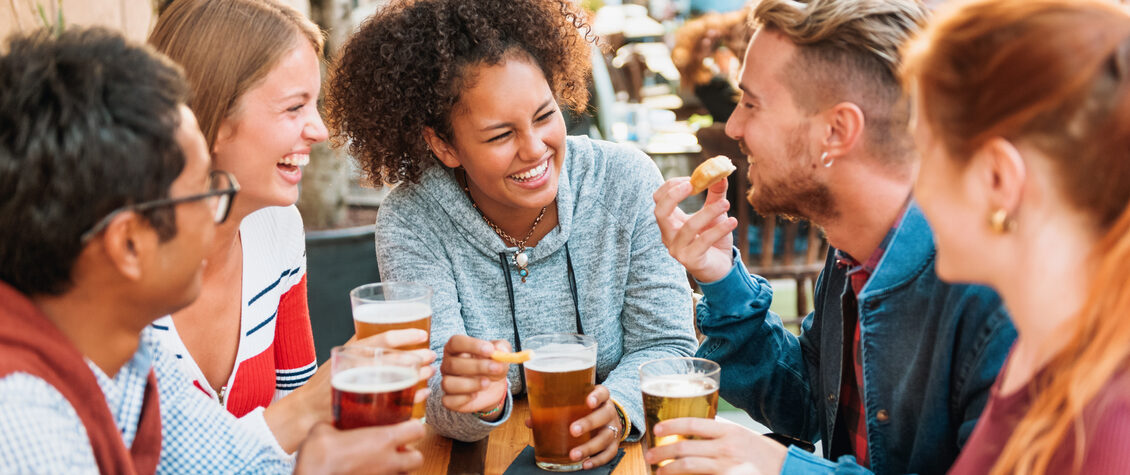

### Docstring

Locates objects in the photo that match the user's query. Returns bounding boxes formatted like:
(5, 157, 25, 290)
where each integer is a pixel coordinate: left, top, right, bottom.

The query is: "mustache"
(738, 140, 752, 158)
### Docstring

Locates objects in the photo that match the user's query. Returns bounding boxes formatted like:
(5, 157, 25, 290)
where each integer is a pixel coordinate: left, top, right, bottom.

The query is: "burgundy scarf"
(0, 281, 161, 474)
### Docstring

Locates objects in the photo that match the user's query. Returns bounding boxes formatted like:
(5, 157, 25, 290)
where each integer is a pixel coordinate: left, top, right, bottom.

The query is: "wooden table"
(418, 397, 646, 474)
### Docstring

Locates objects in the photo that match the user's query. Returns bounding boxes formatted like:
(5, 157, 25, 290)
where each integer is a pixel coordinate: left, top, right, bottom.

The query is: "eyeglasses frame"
(79, 169, 240, 244)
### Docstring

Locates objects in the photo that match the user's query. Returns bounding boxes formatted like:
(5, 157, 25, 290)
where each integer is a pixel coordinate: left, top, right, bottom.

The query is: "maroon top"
(950, 354, 1130, 474)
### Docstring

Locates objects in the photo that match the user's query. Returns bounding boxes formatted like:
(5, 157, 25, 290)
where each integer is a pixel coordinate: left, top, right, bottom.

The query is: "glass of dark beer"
(331, 345, 421, 430)
(349, 282, 433, 419)
(523, 333, 598, 472)
(639, 357, 720, 473)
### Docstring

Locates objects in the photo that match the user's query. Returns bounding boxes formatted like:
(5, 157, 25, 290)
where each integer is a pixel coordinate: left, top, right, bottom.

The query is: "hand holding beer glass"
(524, 333, 622, 472)
(295, 419, 427, 474)
(640, 357, 720, 473)
(350, 282, 433, 419)
(331, 346, 424, 429)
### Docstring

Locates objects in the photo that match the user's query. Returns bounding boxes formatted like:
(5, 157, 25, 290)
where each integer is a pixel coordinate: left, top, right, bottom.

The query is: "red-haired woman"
(903, 0, 1130, 473)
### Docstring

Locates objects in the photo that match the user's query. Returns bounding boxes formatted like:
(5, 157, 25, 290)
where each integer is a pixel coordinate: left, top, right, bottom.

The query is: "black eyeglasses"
(80, 170, 240, 244)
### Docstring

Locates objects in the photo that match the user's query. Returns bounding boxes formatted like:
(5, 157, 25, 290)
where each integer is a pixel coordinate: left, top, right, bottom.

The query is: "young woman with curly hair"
(326, 0, 697, 468)
(904, 0, 1130, 473)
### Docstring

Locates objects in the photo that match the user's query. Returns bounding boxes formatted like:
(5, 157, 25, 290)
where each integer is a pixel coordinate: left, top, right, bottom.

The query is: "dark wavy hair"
(325, 0, 593, 186)
(0, 27, 188, 295)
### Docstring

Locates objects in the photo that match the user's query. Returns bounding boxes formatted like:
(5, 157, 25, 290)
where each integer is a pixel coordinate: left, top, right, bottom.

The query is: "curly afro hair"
(324, 0, 593, 186)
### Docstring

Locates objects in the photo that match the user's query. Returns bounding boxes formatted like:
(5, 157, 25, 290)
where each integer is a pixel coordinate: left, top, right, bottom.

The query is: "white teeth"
(278, 154, 309, 167)
(509, 161, 548, 181)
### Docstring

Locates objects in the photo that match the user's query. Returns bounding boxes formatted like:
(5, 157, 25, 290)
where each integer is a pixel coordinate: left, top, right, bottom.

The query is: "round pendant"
(516, 251, 529, 268)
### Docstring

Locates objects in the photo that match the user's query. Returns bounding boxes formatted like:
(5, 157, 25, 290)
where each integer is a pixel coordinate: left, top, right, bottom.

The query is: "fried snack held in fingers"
(690, 155, 736, 194)
(490, 350, 533, 364)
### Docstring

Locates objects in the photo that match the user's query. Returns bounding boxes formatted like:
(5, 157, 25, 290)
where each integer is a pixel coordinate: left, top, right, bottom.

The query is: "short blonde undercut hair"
(751, 0, 928, 166)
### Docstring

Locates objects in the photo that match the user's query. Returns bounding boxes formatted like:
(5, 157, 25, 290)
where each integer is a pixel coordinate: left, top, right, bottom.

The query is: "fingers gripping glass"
(80, 170, 240, 243)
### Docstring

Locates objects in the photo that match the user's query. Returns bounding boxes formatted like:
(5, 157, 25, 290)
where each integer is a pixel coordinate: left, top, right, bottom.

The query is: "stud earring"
(988, 208, 1016, 233)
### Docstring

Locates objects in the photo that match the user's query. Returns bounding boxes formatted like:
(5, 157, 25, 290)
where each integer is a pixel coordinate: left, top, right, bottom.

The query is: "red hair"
(902, 0, 1130, 473)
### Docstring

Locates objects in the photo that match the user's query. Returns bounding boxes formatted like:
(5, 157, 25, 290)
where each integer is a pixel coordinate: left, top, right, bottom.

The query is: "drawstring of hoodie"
(501, 242, 583, 391)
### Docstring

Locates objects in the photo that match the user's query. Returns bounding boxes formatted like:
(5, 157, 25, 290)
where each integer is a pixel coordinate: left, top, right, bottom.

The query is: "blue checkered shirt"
(0, 327, 294, 473)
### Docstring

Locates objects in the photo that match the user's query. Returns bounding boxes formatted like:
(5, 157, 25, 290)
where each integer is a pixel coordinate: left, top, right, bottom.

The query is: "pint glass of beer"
(349, 282, 432, 419)
(639, 357, 720, 473)
(523, 333, 598, 472)
(331, 346, 420, 430)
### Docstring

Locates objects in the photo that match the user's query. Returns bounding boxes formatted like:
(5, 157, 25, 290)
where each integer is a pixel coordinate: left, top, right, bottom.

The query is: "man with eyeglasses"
(0, 28, 425, 473)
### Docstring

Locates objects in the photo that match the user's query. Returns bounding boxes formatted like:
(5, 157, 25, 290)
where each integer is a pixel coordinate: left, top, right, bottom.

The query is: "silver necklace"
(462, 173, 546, 283)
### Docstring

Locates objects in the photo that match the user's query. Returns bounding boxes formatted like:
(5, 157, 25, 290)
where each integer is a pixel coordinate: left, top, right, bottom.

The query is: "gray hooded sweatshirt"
(374, 135, 697, 442)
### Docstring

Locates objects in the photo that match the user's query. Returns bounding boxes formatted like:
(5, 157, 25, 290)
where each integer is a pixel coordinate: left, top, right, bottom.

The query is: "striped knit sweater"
(152, 205, 317, 417)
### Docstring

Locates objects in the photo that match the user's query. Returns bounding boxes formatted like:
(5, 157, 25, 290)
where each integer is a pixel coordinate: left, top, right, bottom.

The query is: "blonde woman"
(903, 0, 1130, 473)
(149, 0, 433, 454)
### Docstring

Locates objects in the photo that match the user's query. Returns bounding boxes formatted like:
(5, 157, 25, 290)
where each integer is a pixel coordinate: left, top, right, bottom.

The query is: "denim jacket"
(695, 204, 1015, 474)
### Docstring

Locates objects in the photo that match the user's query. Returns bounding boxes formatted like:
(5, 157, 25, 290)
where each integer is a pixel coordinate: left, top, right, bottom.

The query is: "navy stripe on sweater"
(245, 311, 277, 337)
(246, 266, 302, 306)
(276, 363, 317, 377)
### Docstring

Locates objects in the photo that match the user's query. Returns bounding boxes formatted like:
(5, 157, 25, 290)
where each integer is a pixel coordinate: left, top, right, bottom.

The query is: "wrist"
(263, 397, 318, 454)
(694, 249, 737, 284)
(472, 392, 507, 421)
(693, 267, 728, 284)
(608, 398, 630, 442)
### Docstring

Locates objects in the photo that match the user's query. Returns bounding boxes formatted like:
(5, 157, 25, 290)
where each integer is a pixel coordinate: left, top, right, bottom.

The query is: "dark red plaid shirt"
(833, 207, 906, 469)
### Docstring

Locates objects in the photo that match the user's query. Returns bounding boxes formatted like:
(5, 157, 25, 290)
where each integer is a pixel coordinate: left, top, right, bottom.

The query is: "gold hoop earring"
(988, 208, 1016, 233)
(820, 151, 834, 168)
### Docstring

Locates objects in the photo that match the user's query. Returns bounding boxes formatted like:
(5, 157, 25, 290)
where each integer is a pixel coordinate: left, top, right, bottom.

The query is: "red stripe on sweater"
(227, 346, 276, 417)
(274, 274, 316, 371)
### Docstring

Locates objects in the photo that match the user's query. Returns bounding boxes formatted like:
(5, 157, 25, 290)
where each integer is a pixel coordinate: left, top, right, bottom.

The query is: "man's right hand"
(653, 177, 738, 283)
(263, 329, 436, 453)
(295, 420, 425, 474)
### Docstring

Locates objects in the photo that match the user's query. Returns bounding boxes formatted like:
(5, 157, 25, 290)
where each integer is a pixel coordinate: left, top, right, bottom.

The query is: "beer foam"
(641, 375, 718, 398)
(524, 354, 596, 373)
(352, 302, 430, 324)
(332, 366, 417, 394)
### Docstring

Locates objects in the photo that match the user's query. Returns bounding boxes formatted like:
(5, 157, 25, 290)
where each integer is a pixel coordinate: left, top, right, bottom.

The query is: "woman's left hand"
(567, 385, 623, 470)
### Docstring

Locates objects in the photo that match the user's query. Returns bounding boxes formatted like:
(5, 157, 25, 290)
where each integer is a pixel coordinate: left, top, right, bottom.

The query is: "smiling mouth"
(738, 141, 755, 164)
(508, 160, 549, 182)
(278, 153, 309, 171)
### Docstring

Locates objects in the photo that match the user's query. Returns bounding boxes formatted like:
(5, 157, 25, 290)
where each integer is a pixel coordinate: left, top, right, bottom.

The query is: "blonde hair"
(149, 0, 323, 149)
(751, 0, 928, 165)
(902, 0, 1130, 473)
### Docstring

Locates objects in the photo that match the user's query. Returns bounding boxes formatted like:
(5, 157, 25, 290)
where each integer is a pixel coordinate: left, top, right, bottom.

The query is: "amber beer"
(350, 283, 433, 419)
(332, 366, 416, 429)
(523, 334, 598, 472)
(330, 346, 420, 430)
(639, 357, 721, 473)
(352, 302, 432, 350)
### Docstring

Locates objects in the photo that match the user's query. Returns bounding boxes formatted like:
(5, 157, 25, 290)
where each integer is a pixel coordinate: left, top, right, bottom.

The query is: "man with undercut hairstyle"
(652, 1, 1016, 473)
